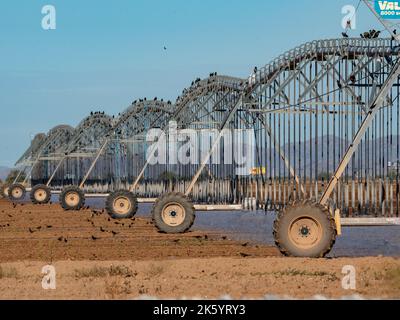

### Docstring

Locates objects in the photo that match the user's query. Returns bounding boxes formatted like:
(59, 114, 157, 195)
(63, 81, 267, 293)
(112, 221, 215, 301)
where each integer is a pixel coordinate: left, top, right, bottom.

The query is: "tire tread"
(273, 200, 337, 258)
(151, 192, 195, 234)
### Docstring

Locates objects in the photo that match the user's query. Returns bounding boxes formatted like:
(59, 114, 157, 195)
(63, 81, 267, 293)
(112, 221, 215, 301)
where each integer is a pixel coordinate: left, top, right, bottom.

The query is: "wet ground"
(84, 197, 400, 258)
(0, 197, 399, 299)
(8, 194, 400, 257)
(0, 199, 278, 263)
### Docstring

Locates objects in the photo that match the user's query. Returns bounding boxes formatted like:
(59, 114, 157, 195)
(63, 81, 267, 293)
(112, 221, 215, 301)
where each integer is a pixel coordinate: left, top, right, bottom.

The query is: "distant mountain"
(0, 166, 11, 182)
(263, 135, 400, 177)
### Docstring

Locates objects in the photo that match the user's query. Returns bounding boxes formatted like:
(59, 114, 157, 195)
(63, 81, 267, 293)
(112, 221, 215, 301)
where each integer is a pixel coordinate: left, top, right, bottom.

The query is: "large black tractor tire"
(8, 184, 26, 201)
(106, 190, 138, 219)
(273, 201, 337, 258)
(60, 186, 85, 211)
(152, 192, 195, 234)
(30, 184, 51, 205)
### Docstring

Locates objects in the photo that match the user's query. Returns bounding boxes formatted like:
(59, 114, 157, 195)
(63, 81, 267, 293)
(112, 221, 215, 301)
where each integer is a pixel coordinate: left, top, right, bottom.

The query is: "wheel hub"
(289, 217, 322, 249)
(113, 197, 131, 215)
(65, 192, 80, 207)
(35, 189, 47, 202)
(161, 203, 186, 226)
(12, 187, 23, 199)
(300, 226, 310, 237)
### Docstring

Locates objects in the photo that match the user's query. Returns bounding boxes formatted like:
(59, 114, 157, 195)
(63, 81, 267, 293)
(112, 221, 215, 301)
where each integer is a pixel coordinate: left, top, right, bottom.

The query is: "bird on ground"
(342, 32, 349, 38)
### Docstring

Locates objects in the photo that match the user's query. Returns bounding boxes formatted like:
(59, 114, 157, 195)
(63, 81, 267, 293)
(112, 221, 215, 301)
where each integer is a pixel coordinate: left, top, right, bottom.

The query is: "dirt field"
(0, 199, 399, 299)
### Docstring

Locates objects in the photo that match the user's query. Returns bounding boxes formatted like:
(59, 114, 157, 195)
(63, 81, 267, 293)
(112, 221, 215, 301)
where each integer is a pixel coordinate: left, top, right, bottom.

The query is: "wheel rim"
(11, 187, 23, 199)
(161, 202, 186, 226)
(288, 216, 323, 249)
(4, 187, 9, 197)
(65, 191, 80, 207)
(34, 189, 47, 202)
(112, 196, 131, 215)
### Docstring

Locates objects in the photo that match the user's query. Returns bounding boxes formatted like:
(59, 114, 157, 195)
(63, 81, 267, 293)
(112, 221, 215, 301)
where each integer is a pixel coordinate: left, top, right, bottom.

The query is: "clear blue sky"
(0, 0, 380, 167)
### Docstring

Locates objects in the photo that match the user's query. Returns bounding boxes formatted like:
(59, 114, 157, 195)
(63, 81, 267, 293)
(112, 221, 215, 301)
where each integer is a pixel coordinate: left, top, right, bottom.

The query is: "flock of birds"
(90, 111, 106, 116)
(131, 97, 173, 105)
(342, 28, 388, 39)
(86, 28, 392, 125)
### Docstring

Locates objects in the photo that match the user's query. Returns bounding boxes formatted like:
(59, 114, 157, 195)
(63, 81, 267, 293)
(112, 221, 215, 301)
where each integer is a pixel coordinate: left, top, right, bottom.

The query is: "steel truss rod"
(21, 130, 65, 185)
(38, 112, 129, 188)
(328, 60, 360, 102)
(129, 88, 241, 192)
(79, 139, 110, 188)
(298, 70, 325, 105)
(184, 96, 244, 196)
(46, 157, 65, 187)
(176, 93, 214, 127)
(298, 56, 340, 102)
(320, 57, 400, 206)
(13, 166, 27, 184)
(46, 102, 172, 188)
(256, 114, 306, 195)
(246, 106, 382, 115)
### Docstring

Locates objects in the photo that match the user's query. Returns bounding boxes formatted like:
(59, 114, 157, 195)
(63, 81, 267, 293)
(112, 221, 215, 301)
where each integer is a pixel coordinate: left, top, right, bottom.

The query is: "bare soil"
(0, 199, 278, 262)
(0, 199, 399, 299)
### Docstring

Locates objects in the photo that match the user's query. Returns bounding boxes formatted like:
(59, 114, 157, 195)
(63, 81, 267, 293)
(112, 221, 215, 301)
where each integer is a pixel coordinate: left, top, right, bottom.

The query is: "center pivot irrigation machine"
(3, 1, 400, 257)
